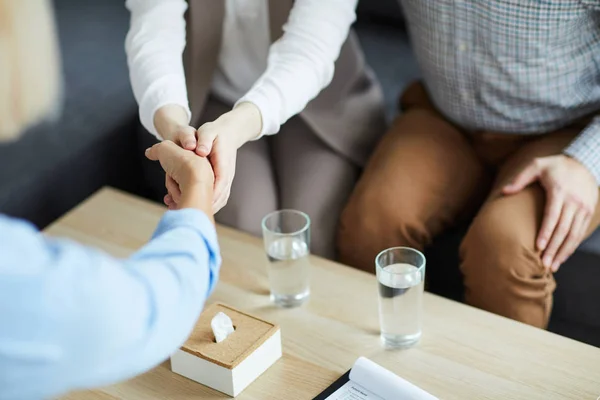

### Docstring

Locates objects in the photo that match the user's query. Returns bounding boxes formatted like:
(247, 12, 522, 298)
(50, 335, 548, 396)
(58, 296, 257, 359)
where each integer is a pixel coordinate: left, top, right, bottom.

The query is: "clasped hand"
(145, 141, 214, 217)
(153, 103, 262, 213)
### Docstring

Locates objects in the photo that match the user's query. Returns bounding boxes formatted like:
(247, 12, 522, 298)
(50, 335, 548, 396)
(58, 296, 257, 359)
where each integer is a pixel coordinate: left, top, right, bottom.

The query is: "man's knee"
(460, 204, 554, 328)
(337, 197, 372, 272)
(337, 188, 429, 273)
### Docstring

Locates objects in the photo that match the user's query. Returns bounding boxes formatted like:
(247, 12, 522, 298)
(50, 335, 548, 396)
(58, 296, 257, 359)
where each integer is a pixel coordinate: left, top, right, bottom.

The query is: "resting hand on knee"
(503, 155, 598, 272)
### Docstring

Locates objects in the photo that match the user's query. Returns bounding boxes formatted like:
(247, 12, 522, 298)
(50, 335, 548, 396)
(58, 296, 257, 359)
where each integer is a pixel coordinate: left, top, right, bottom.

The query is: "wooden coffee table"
(47, 187, 600, 400)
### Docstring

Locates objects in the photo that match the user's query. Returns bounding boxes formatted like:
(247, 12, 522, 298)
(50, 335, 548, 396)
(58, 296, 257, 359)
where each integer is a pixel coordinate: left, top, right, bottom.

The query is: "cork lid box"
(170, 303, 282, 397)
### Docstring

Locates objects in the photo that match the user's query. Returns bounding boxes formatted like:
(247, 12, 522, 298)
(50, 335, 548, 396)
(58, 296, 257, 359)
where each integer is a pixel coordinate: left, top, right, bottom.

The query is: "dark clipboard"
(312, 370, 351, 400)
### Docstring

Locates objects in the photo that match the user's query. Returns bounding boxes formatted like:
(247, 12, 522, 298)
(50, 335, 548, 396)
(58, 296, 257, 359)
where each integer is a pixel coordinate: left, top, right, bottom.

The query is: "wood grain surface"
(47, 188, 600, 400)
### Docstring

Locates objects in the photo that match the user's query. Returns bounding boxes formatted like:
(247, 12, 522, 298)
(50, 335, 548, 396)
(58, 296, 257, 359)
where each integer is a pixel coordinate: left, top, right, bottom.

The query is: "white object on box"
(211, 311, 235, 343)
(171, 303, 282, 397)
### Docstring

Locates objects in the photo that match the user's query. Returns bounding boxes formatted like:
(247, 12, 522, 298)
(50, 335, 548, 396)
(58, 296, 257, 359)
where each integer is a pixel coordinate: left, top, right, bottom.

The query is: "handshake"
(147, 102, 262, 217)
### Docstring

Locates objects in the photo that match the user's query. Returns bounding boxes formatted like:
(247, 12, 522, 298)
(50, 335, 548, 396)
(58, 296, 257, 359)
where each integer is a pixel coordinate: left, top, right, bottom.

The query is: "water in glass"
(378, 262, 424, 347)
(267, 236, 310, 307)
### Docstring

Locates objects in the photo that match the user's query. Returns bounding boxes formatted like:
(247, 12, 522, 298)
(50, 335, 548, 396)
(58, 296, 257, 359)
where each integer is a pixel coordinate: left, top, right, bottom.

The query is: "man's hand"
(503, 155, 598, 272)
(194, 102, 262, 212)
(145, 140, 215, 218)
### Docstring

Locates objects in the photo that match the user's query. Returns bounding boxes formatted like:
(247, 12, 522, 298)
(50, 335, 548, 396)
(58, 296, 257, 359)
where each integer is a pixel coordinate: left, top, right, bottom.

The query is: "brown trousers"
(338, 82, 600, 328)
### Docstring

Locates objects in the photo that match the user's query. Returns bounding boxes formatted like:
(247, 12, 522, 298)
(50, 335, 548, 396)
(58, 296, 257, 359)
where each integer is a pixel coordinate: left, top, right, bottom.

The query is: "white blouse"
(125, 0, 358, 139)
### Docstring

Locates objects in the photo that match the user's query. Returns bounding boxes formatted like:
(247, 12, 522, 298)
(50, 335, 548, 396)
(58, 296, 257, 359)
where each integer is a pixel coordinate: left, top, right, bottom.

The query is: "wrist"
(154, 104, 191, 141)
(179, 184, 214, 222)
(219, 102, 263, 149)
(562, 153, 586, 170)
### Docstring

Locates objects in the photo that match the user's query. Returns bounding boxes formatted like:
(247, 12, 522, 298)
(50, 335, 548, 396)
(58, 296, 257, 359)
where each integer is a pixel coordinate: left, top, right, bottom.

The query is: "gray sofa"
(0, 0, 146, 228)
(0, 0, 597, 347)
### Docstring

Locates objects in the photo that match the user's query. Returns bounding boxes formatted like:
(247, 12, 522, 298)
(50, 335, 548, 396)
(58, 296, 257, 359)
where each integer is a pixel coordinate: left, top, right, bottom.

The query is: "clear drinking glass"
(376, 247, 426, 348)
(262, 210, 311, 307)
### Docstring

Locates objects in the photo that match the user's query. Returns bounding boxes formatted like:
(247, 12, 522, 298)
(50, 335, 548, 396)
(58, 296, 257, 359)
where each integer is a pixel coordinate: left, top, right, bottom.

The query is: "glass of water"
(376, 247, 426, 348)
(262, 210, 311, 307)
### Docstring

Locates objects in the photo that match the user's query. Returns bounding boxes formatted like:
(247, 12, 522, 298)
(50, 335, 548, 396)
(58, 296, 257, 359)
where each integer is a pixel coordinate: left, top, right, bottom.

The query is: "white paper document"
(324, 358, 438, 400)
(327, 380, 384, 400)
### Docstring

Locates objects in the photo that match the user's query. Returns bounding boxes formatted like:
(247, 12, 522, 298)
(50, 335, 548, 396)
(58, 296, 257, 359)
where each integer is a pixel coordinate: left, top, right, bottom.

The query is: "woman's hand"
(153, 104, 198, 150)
(145, 140, 215, 218)
(194, 102, 262, 212)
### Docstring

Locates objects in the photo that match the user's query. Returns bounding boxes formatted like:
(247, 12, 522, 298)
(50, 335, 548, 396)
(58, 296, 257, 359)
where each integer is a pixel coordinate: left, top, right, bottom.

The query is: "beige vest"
(184, 0, 386, 166)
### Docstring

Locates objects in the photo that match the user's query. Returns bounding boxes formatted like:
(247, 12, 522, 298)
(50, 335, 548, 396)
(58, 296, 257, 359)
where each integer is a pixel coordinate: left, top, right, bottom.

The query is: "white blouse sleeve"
(237, 0, 358, 137)
(125, 0, 191, 139)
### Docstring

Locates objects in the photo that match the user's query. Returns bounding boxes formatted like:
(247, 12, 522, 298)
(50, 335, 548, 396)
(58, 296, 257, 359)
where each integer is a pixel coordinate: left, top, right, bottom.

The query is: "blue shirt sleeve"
(0, 209, 221, 400)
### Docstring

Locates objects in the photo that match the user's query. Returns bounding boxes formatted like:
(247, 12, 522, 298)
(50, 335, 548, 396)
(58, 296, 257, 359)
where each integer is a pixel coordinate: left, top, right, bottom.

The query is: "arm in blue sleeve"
(0, 209, 220, 400)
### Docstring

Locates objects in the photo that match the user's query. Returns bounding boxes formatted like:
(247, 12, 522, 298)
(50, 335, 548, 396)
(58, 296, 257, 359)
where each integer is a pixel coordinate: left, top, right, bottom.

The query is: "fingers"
(174, 126, 198, 150)
(165, 175, 181, 204)
(145, 140, 180, 162)
(213, 174, 229, 211)
(537, 189, 563, 251)
(542, 201, 577, 271)
(145, 141, 188, 177)
(145, 143, 161, 161)
(503, 161, 541, 194)
(211, 151, 235, 213)
(196, 124, 218, 157)
(164, 194, 177, 210)
(164, 194, 178, 210)
(213, 186, 231, 213)
(554, 210, 590, 271)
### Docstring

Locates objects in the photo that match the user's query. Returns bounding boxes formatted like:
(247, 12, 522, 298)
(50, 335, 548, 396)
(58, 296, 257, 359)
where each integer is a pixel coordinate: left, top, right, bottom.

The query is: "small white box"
(171, 303, 282, 397)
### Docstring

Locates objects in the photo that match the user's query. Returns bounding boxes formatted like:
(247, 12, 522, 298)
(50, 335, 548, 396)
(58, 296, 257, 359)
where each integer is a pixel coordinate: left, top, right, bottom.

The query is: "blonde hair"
(0, 0, 61, 141)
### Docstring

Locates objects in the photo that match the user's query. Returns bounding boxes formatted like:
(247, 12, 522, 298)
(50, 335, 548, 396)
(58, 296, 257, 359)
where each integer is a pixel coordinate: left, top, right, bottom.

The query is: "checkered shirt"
(400, 0, 600, 183)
